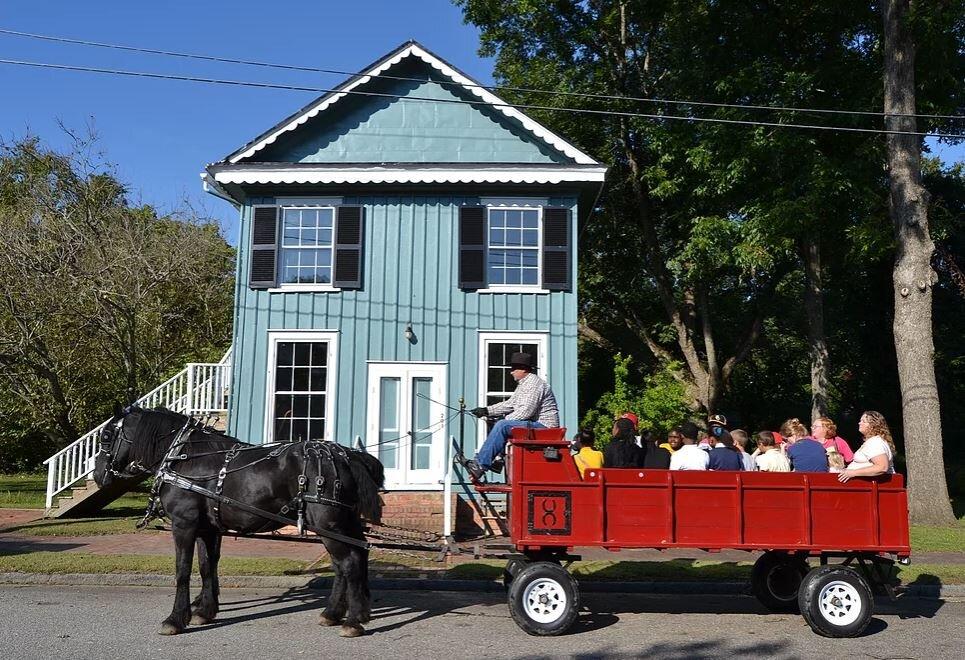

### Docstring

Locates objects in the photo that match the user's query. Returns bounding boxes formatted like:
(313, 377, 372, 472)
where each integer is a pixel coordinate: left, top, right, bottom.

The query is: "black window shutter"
(333, 206, 364, 289)
(459, 206, 486, 289)
(249, 206, 278, 289)
(542, 207, 571, 291)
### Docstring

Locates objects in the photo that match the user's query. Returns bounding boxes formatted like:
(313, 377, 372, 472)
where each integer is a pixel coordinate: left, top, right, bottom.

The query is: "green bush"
(581, 354, 691, 447)
(0, 426, 57, 473)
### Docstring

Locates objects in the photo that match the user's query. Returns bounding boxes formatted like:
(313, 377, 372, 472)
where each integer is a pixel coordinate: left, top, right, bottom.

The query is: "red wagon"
(471, 427, 911, 638)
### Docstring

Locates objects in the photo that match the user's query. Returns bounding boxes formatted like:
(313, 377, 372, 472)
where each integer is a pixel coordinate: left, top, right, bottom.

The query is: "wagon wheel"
(503, 558, 528, 591)
(507, 561, 580, 636)
(798, 565, 874, 638)
(751, 551, 810, 612)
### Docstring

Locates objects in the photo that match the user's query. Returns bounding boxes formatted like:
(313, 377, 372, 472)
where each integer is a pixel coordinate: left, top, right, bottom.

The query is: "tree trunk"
(882, 0, 954, 525)
(800, 237, 830, 420)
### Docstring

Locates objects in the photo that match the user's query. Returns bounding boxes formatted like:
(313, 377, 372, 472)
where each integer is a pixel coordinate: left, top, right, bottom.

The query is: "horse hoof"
(158, 622, 182, 636)
(190, 613, 213, 626)
(339, 625, 364, 638)
(318, 614, 340, 627)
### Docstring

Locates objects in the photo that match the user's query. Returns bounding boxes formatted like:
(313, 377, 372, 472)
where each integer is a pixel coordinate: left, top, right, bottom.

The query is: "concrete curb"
(0, 572, 961, 598)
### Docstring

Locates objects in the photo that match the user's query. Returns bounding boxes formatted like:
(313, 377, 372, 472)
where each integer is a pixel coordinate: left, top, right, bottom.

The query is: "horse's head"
(93, 406, 188, 486)
(93, 406, 134, 488)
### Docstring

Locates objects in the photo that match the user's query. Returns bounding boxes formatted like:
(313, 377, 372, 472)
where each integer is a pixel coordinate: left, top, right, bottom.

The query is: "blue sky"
(1, 1, 961, 245)
(0, 1, 496, 242)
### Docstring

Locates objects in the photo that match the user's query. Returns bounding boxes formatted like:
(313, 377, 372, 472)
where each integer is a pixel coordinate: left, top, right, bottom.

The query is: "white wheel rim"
(818, 580, 863, 626)
(522, 577, 568, 624)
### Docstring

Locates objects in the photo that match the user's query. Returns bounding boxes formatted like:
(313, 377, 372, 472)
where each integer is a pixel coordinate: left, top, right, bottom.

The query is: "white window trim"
(476, 331, 550, 454)
(264, 330, 339, 444)
(485, 205, 543, 292)
(274, 203, 339, 291)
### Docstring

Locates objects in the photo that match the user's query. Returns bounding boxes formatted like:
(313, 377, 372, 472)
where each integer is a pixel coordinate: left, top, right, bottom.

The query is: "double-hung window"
(266, 331, 337, 443)
(279, 207, 335, 285)
(458, 203, 570, 292)
(487, 207, 540, 287)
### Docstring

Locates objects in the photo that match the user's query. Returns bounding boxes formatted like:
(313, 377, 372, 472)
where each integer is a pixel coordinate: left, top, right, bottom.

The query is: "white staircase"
(43, 349, 233, 512)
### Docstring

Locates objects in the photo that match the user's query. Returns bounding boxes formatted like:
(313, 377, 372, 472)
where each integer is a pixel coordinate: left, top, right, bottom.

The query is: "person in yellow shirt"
(572, 428, 604, 477)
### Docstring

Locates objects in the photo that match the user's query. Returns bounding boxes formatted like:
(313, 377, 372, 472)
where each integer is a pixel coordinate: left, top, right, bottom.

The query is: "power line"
(1, 58, 962, 140)
(2, 26, 962, 123)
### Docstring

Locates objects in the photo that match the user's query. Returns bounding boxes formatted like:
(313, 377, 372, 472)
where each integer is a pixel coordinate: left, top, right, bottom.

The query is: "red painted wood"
(500, 428, 911, 558)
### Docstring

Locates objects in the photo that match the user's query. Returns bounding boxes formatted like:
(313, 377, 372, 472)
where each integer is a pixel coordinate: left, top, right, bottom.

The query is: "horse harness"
(136, 419, 368, 549)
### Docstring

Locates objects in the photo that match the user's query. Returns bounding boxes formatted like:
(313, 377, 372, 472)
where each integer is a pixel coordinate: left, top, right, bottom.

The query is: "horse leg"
(337, 545, 368, 638)
(318, 551, 346, 627)
(191, 531, 221, 625)
(159, 522, 196, 635)
(358, 547, 371, 624)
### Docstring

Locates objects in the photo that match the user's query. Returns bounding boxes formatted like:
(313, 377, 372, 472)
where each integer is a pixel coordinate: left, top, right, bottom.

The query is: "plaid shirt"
(487, 373, 560, 427)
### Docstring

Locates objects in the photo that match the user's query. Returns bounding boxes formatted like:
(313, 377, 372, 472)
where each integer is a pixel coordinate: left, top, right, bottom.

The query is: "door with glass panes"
(366, 363, 447, 489)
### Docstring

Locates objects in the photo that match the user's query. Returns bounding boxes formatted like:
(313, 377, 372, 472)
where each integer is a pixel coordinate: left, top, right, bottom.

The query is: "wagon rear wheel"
(798, 565, 873, 638)
(507, 561, 579, 636)
(752, 551, 809, 612)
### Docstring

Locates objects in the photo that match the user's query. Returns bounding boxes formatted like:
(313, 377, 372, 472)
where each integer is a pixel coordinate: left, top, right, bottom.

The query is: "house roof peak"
(220, 42, 601, 167)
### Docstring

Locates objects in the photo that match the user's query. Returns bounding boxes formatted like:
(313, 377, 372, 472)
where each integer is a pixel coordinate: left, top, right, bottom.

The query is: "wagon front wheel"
(798, 565, 873, 638)
(507, 561, 579, 636)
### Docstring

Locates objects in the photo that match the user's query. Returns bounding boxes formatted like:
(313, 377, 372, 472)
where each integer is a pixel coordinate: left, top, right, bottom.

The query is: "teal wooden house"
(203, 42, 605, 524)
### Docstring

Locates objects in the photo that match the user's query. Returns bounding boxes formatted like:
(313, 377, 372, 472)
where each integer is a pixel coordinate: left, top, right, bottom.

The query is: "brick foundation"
(378, 491, 507, 538)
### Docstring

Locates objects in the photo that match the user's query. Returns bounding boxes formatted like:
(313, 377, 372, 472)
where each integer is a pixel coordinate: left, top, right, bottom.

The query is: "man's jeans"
(476, 419, 546, 469)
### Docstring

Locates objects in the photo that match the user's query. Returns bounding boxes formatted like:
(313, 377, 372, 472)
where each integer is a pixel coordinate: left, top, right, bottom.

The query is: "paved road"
(0, 585, 961, 659)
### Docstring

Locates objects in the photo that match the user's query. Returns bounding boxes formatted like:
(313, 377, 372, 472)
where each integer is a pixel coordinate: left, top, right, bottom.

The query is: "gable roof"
(219, 40, 601, 167)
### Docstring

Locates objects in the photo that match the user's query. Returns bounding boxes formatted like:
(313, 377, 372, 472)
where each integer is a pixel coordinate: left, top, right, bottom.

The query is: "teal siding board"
(252, 60, 570, 165)
(228, 194, 580, 465)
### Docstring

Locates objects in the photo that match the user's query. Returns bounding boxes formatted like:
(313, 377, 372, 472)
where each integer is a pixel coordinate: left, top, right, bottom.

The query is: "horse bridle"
(98, 413, 181, 479)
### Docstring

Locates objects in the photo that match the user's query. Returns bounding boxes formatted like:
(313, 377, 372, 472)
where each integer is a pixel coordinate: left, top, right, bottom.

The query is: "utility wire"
(2, 58, 962, 140)
(1, 27, 961, 123)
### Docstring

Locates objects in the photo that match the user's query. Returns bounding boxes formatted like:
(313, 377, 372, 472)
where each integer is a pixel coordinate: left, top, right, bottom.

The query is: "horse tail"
(348, 450, 385, 522)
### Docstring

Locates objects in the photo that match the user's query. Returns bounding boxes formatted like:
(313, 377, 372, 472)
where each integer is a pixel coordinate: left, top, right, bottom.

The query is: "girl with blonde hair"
(837, 411, 896, 482)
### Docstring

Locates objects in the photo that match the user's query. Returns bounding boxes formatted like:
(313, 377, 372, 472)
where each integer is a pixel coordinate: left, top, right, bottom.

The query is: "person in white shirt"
(669, 422, 709, 471)
(838, 410, 895, 482)
(754, 431, 791, 472)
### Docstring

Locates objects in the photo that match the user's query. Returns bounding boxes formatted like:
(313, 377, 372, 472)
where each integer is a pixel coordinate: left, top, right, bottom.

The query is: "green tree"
(581, 354, 690, 444)
(0, 136, 235, 456)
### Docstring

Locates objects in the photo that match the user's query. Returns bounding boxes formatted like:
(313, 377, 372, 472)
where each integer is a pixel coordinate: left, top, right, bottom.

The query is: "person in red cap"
(619, 412, 639, 432)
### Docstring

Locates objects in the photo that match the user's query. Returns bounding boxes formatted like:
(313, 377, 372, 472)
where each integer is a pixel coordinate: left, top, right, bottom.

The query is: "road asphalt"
(0, 584, 961, 659)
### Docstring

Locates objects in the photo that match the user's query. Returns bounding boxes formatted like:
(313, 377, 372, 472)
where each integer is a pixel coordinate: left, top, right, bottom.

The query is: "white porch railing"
(43, 352, 233, 509)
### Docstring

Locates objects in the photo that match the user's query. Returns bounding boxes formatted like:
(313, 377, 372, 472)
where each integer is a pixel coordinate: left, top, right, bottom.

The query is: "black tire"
(503, 558, 528, 591)
(507, 561, 580, 636)
(751, 551, 809, 612)
(798, 565, 874, 638)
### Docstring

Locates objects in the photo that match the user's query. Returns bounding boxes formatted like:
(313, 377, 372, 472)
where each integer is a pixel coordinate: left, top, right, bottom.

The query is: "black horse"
(93, 407, 384, 638)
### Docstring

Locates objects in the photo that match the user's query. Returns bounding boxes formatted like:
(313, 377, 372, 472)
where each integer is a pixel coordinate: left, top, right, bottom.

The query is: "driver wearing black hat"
(464, 352, 559, 480)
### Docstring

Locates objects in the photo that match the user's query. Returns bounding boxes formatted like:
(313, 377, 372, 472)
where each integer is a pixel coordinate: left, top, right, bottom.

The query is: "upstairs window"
(487, 208, 540, 287)
(280, 207, 335, 285)
(249, 204, 364, 291)
(459, 204, 571, 292)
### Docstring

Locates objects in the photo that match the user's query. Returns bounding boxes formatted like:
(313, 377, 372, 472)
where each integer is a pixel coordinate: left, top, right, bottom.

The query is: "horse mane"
(128, 407, 243, 465)
(347, 449, 385, 522)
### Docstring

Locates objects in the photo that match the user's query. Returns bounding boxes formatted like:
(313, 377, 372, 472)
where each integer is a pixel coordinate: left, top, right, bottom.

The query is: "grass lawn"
(1, 515, 155, 537)
(0, 472, 151, 512)
(1, 552, 962, 585)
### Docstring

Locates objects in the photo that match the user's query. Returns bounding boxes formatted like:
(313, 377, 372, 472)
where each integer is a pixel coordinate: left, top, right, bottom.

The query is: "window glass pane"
(277, 342, 294, 365)
(522, 268, 538, 285)
(275, 367, 293, 392)
(290, 419, 308, 443)
(294, 343, 311, 365)
(379, 377, 400, 469)
(293, 368, 310, 391)
(292, 394, 309, 418)
(309, 367, 326, 392)
(411, 377, 432, 470)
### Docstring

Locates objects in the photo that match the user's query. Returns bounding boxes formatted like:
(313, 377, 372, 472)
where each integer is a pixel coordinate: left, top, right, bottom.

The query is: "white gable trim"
(226, 43, 600, 166)
(210, 166, 606, 186)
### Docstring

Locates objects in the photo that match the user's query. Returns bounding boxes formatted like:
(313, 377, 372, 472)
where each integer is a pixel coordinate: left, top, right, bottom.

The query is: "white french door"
(366, 363, 447, 490)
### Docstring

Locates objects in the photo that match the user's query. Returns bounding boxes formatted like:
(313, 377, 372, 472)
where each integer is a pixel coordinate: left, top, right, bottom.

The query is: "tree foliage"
(0, 136, 234, 458)
(457, 0, 965, 500)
